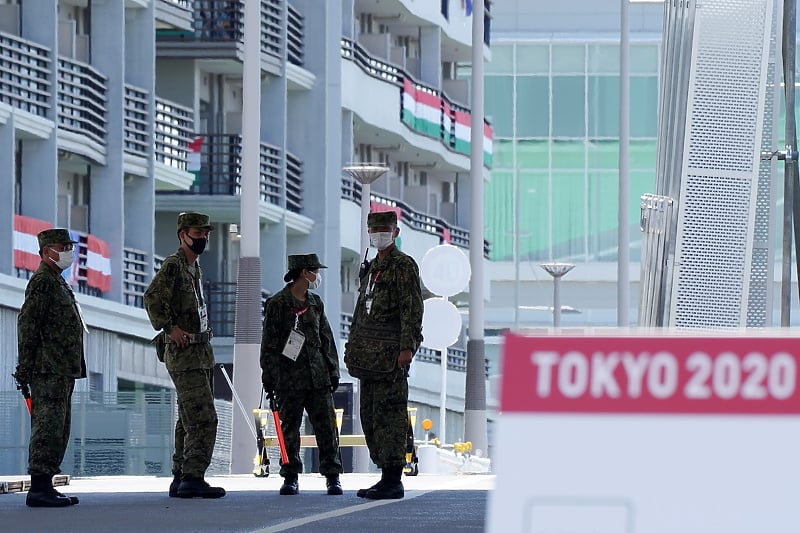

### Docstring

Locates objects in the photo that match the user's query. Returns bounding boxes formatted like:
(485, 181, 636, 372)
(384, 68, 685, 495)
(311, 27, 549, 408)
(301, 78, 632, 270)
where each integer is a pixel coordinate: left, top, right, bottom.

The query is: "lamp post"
(341, 163, 388, 473)
(540, 262, 575, 328)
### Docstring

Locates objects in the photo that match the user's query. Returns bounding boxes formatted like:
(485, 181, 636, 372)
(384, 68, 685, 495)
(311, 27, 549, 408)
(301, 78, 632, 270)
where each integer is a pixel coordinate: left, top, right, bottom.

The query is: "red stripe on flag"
(13, 215, 51, 271)
(188, 137, 204, 152)
(86, 235, 111, 292)
(454, 111, 471, 126)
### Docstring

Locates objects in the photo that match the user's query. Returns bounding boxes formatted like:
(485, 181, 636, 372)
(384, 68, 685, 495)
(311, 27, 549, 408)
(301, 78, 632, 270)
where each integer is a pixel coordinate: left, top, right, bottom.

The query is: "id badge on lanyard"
(282, 306, 308, 361)
(365, 270, 382, 315)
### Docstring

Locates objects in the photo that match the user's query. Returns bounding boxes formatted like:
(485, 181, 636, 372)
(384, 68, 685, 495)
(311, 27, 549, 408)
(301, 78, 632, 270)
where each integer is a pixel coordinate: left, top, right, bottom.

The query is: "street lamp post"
(540, 262, 575, 328)
(342, 163, 388, 473)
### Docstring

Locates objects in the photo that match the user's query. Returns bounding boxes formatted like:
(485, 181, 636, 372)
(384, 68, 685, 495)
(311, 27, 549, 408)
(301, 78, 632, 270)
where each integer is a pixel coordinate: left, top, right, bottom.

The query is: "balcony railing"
(124, 85, 149, 157)
(286, 3, 304, 66)
(341, 176, 489, 256)
(341, 37, 493, 167)
(168, 133, 304, 214)
(123, 248, 149, 307)
(154, 97, 194, 170)
(261, 0, 283, 60)
(0, 33, 51, 116)
(162, 0, 190, 8)
(203, 281, 271, 337)
(193, 0, 243, 41)
(57, 57, 108, 146)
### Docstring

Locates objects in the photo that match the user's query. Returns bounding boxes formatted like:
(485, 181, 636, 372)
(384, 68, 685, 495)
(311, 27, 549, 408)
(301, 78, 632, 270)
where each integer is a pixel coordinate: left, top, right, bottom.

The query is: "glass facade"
(484, 40, 661, 262)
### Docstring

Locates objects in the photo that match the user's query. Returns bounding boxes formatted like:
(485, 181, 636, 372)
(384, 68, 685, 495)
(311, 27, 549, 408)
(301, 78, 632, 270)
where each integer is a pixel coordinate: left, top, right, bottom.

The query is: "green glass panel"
(516, 76, 549, 137)
(586, 171, 619, 259)
(486, 45, 514, 74)
(552, 44, 585, 74)
(630, 140, 657, 170)
(630, 76, 659, 138)
(551, 141, 585, 169)
(517, 140, 549, 168)
(519, 172, 550, 260)
(588, 140, 619, 169)
(588, 44, 619, 74)
(552, 77, 585, 137)
(516, 44, 549, 74)
(588, 75, 620, 138)
(485, 171, 515, 260)
(630, 44, 660, 75)
(551, 172, 587, 257)
(492, 140, 514, 168)
(485, 76, 514, 137)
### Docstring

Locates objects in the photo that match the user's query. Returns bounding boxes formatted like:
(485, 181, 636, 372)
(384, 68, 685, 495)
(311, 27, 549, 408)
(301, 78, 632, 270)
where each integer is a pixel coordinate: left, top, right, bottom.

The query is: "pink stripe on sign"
(501, 333, 800, 415)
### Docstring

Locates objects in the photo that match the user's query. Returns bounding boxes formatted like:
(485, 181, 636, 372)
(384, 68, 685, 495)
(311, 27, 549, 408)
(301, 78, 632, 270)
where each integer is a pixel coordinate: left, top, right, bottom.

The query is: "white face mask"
(306, 272, 321, 290)
(51, 249, 74, 270)
(369, 231, 394, 251)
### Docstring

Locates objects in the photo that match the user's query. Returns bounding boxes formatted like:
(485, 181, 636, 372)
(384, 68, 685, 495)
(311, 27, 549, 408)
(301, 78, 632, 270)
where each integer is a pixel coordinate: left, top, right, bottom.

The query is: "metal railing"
(123, 248, 149, 308)
(171, 133, 304, 214)
(203, 281, 271, 337)
(124, 84, 149, 157)
(0, 33, 51, 116)
(154, 97, 194, 170)
(286, 3, 304, 66)
(261, 0, 283, 59)
(57, 57, 108, 146)
(193, 0, 243, 41)
(341, 177, 488, 256)
(162, 0, 191, 8)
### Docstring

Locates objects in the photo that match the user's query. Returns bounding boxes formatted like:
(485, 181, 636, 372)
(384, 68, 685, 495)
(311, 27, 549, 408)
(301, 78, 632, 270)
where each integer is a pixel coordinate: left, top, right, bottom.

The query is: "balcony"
(124, 85, 149, 158)
(341, 175, 489, 257)
(341, 37, 492, 168)
(0, 33, 51, 118)
(161, 133, 304, 214)
(155, 0, 304, 70)
(57, 57, 107, 152)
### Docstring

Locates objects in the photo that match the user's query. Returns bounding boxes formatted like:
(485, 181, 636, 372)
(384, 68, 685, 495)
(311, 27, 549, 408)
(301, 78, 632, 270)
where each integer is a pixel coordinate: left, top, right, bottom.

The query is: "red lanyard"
(367, 271, 382, 295)
(292, 306, 308, 330)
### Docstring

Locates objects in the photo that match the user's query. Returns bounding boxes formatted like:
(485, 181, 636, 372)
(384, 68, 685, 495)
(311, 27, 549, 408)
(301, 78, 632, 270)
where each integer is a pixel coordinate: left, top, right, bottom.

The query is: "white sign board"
(487, 332, 800, 533)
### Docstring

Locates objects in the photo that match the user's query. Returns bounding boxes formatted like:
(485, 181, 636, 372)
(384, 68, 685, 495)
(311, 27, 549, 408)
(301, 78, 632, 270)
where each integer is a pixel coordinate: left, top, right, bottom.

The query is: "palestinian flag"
(188, 137, 203, 185)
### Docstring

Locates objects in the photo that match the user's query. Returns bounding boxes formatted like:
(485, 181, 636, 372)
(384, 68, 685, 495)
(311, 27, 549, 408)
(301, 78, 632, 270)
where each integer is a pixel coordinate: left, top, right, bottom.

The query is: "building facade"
(0, 0, 493, 475)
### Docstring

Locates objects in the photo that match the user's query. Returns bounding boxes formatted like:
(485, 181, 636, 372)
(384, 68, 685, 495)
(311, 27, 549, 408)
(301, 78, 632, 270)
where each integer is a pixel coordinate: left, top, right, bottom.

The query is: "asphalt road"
(0, 473, 493, 533)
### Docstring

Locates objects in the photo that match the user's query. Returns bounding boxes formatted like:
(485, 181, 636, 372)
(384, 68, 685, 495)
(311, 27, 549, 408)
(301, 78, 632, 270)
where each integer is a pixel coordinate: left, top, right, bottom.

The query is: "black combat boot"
(53, 487, 79, 505)
(26, 474, 72, 508)
(176, 475, 226, 498)
(325, 475, 343, 495)
(279, 474, 299, 495)
(364, 465, 404, 500)
(356, 470, 387, 498)
(168, 472, 181, 497)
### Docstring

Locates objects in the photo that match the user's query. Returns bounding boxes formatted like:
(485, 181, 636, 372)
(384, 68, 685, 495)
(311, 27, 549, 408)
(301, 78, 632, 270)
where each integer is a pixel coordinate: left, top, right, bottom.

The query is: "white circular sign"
(420, 244, 471, 297)
(421, 298, 462, 350)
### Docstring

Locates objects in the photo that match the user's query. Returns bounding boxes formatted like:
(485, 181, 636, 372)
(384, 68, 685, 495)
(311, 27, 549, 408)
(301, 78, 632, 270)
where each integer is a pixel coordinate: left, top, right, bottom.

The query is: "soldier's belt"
(352, 320, 401, 341)
(167, 330, 213, 344)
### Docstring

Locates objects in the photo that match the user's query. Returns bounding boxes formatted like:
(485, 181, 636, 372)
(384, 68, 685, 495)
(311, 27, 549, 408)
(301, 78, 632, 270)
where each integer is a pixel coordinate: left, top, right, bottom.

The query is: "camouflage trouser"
(276, 388, 343, 477)
(360, 377, 408, 469)
(28, 374, 75, 476)
(169, 368, 217, 478)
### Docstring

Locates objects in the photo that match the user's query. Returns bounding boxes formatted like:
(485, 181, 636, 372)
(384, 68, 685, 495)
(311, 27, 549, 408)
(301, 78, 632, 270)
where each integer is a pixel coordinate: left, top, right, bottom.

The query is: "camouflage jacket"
(260, 284, 339, 391)
(17, 262, 87, 380)
(143, 247, 214, 371)
(349, 245, 424, 352)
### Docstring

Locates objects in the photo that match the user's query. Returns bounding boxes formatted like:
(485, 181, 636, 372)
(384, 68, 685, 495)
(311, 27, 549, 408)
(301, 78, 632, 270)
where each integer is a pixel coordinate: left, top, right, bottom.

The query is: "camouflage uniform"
(16, 229, 86, 478)
(143, 215, 217, 480)
(345, 216, 424, 470)
(260, 255, 342, 478)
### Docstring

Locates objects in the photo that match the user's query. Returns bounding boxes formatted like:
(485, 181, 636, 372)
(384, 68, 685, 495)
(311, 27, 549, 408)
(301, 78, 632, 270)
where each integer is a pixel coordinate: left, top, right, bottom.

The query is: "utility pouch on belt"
(151, 332, 167, 363)
(344, 337, 399, 380)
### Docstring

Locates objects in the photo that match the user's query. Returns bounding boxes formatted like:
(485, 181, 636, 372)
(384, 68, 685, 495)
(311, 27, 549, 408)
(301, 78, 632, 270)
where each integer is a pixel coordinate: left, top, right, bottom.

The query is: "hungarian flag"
(13, 215, 51, 272)
(86, 235, 111, 292)
(187, 137, 203, 185)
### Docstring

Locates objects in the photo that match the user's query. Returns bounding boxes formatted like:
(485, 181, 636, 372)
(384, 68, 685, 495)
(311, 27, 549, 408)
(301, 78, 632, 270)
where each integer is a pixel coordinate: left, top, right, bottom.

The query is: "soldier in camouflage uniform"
(143, 212, 225, 499)
(15, 228, 85, 507)
(261, 254, 343, 496)
(344, 211, 424, 500)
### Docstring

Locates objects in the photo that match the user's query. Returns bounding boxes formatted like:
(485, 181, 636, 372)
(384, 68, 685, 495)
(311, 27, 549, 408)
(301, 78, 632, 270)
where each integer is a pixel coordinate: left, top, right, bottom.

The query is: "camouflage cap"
(287, 253, 327, 270)
(177, 212, 214, 231)
(367, 210, 398, 228)
(37, 228, 78, 249)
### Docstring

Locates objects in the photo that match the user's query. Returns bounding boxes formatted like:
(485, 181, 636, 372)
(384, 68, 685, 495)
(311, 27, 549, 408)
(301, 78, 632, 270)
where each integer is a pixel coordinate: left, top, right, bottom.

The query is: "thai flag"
(86, 235, 111, 292)
(13, 215, 51, 272)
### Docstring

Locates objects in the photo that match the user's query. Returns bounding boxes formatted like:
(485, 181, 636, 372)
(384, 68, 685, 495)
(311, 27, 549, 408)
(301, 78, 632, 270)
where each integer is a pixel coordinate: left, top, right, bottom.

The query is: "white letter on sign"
(591, 352, 621, 398)
(649, 352, 678, 399)
(622, 352, 649, 398)
(531, 351, 559, 397)
(559, 351, 588, 398)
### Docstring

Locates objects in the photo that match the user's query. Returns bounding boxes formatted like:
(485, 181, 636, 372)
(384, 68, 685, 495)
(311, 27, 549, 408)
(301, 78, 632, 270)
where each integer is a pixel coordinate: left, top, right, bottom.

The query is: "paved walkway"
(0, 473, 494, 532)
